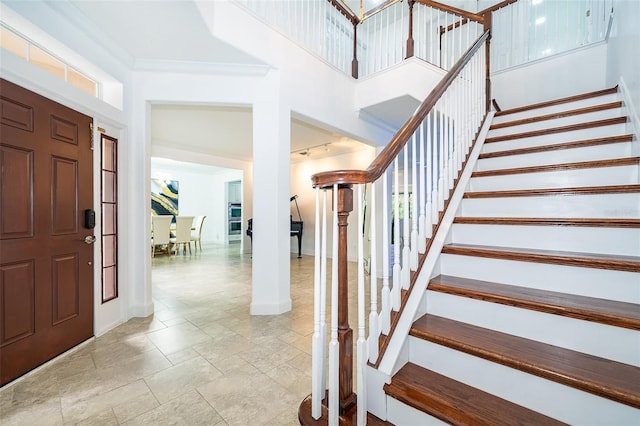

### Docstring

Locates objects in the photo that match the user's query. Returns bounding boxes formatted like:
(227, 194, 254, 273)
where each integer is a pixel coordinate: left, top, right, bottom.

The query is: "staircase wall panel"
(386, 394, 448, 426)
(475, 143, 634, 170)
(459, 193, 640, 218)
(450, 224, 640, 256)
(407, 337, 640, 425)
(439, 254, 640, 303)
(468, 165, 639, 191)
(482, 124, 628, 153)
(424, 291, 640, 365)
(487, 107, 624, 138)
(491, 93, 621, 125)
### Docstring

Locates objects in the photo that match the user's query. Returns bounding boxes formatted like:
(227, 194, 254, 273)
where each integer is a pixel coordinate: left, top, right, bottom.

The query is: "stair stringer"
(367, 113, 496, 420)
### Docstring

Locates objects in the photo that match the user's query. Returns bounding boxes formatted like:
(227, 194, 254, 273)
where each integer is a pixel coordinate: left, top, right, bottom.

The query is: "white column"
(251, 70, 292, 315)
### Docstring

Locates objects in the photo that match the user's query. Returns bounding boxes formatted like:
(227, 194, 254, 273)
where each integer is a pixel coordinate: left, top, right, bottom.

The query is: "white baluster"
(368, 182, 379, 363)
(429, 6, 434, 64)
(311, 188, 322, 419)
(392, 158, 401, 310)
(381, 170, 391, 334)
(384, 7, 389, 70)
(328, 184, 339, 426)
(418, 120, 426, 254)
(356, 184, 367, 426)
(402, 146, 410, 289)
(320, 188, 328, 405)
(447, 89, 455, 193)
(451, 14, 456, 69)
(410, 133, 419, 270)
(437, 99, 445, 211)
(426, 111, 436, 233)
(436, 7, 441, 67)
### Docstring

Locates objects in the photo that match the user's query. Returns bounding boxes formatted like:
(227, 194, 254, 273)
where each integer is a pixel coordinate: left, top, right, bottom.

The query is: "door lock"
(84, 235, 97, 245)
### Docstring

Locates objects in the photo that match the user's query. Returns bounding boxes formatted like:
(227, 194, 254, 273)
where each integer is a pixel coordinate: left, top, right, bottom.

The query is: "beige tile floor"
(0, 243, 331, 425)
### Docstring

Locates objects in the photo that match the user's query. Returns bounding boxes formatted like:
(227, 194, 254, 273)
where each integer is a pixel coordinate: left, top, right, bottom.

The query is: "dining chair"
(151, 215, 173, 256)
(172, 216, 194, 255)
(190, 215, 206, 252)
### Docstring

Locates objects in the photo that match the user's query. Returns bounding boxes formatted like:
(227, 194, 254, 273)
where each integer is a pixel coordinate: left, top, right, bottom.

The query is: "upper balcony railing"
(490, 0, 614, 72)
(235, 0, 613, 80)
(235, 0, 486, 78)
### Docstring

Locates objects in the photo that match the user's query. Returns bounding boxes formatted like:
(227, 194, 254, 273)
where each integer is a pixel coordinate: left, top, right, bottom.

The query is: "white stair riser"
(425, 291, 640, 365)
(459, 194, 640, 218)
(468, 165, 639, 191)
(438, 254, 640, 303)
(450, 224, 640, 256)
(386, 396, 448, 426)
(482, 124, 628, 153)
(408, 337, 640, 425)
(488, 108, 623, 138)
(491, 93, 621, 125)
(476, 143, 633, 170)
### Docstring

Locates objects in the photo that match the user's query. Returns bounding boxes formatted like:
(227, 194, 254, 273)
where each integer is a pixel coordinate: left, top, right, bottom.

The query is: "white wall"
(290, 147, 377, 261)
(150, 162, 243, 245)
(606, 0, 640, 136)
(491, 42, 609, 110)
(0, 2, 134, 333)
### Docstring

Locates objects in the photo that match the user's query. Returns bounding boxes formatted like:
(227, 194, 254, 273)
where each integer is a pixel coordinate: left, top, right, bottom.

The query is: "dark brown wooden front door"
(0, 79, 94, 385)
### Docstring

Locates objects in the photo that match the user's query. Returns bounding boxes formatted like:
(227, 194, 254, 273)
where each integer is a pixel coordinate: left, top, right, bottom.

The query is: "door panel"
(0, 261, 35, 346)
(0, 79, 93, 385)
(0, 145, 33, 238)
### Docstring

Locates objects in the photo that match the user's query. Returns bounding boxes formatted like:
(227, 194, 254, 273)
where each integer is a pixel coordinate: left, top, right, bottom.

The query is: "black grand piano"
(246, 195, 304, 258)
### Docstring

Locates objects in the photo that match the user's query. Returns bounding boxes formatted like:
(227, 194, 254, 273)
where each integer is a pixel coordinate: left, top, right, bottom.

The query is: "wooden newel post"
(483, 12, 492, 113)
(406, 0, 415, 58)
(335, 185, 356, 414)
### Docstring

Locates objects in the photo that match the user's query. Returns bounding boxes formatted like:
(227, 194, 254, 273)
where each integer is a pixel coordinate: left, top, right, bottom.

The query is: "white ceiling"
(51, 0, 372, 163)
(151, 104, 370, 163)
(68, 0, 262, 66)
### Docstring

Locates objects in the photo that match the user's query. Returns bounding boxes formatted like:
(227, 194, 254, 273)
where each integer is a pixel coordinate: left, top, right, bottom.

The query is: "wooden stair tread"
(495, 86, 619, 117)
(479, 134, 634, 159)
(485, 117, 628, 143)
(453, 217, 640, 228)
(472, 157, 639, 178)
(429, 274, 640, 330)
(490, 101, 623, 130)
(384, 363, 565, 425)
(464, 184, 640, 198)
(298, 394, 391, 426)
(410, 315, 640, 408)
(441, 243, 640, 272)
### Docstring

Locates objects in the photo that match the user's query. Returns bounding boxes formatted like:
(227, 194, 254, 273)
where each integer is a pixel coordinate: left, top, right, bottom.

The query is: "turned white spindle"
(311, 188, 322, 419)
(401, 146, 410, 289)
(381, 171, 391, 334)
(320, 189, 328, 396)
(328, 184, 339, 426)
(410, 133, 419, 270)
(392, 158, 401, 310)
(368, 182, 379, 363)
(356, 184, 367, 426)
(418, 121, 427, 254)
(427, 111, 437, 231)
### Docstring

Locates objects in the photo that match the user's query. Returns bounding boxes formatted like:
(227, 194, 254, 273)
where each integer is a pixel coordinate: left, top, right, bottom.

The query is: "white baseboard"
(250, 299, 292, 315)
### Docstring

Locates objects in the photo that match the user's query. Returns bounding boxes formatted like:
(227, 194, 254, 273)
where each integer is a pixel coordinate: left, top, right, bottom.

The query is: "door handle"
(84, 235, 97, 245)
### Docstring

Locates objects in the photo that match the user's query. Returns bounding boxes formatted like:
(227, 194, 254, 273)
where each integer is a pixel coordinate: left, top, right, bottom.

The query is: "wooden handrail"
(363, 0, 402, 20)
(312, 30, 490, 188)
(417, 0, 484, 23)
(478, 0, 519, 15)
(328, 0, 360, 24)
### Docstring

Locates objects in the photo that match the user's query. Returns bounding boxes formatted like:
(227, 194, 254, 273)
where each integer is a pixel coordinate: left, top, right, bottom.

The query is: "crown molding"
(133, 59, 272, 76)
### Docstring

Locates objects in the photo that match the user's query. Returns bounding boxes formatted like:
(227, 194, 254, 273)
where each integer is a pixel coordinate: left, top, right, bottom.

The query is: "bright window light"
(535, 16, 546, 25)
(532, 0, 544, 5)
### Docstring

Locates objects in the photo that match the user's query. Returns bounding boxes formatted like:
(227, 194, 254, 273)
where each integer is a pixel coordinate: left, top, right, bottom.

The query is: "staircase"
(382, 87, 640, 425)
